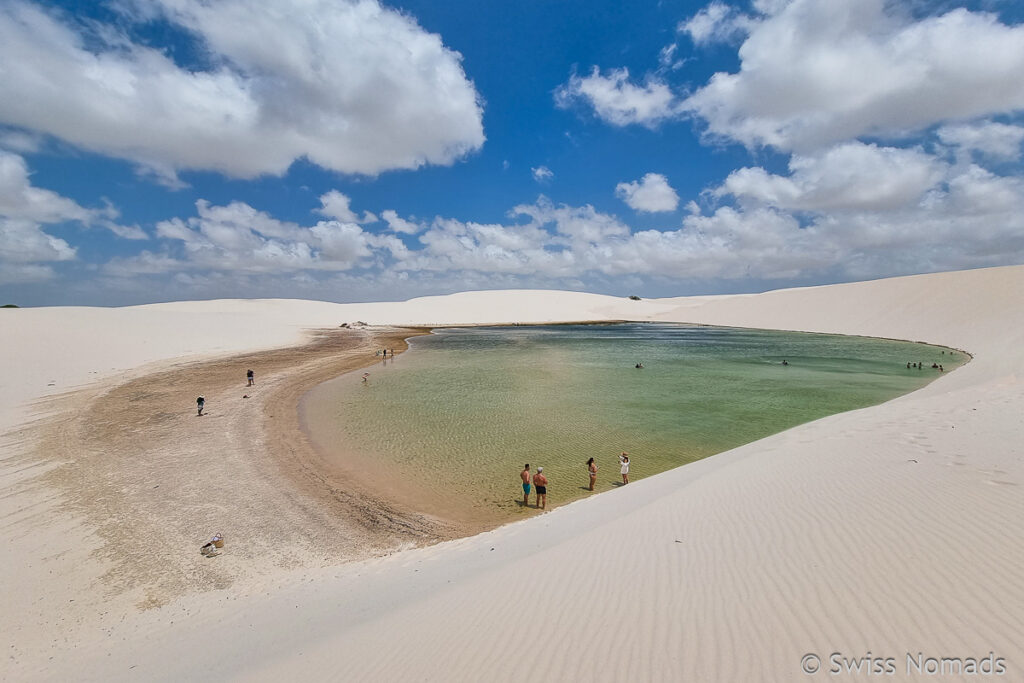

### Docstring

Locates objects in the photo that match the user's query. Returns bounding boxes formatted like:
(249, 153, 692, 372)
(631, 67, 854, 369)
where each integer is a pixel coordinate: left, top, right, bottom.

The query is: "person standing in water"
(619, 452, 630, 484)
(533, 467, 548, 509)
(520, 464, 531, 506)
(587, 457, 597, 491)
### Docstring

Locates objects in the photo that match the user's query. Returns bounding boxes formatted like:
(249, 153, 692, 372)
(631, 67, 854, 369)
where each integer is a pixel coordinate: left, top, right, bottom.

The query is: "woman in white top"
(619, 452, 630, 485)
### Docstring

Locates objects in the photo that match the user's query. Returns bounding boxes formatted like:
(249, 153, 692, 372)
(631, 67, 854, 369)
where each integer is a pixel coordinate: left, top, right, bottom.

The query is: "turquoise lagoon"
(302, 324, 963, 524)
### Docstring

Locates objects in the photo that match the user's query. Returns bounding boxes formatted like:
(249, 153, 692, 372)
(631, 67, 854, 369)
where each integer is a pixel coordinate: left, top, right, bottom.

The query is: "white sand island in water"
(2, 264, 1022, 681)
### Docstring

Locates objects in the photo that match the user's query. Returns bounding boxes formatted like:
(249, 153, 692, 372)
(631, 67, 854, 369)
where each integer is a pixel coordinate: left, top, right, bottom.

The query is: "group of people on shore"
(520, 452, 631, 509)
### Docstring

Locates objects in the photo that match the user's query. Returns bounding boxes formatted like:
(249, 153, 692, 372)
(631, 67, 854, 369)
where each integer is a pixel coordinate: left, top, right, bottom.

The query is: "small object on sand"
(200, 533, 224, 556)
(242, 394, 250, 399)
(907, 459, 918, 463)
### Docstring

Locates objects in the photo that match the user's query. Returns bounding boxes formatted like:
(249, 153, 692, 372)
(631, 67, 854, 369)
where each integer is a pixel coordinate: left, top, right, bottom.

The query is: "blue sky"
(2, 0, 1024, 306)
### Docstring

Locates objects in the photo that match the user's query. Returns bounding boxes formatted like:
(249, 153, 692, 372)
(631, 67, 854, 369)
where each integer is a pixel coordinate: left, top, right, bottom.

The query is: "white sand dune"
(2, 265, 1022, 681)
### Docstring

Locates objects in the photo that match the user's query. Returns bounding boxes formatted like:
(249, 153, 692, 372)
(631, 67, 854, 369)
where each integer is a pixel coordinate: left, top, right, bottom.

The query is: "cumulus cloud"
(317, 190, 376, 224)
(718, 142, 945, 212)
(380, 210, 424, 235)
(555, 67, 682, 128)
(703, 142, 1024, 279)
(684, 0, 1024, 151)
(0, 150, 146, 282)
(135, 199, 377, 275)
(615, 173, 680, 212)
(0, 151, 92, 225)
(85, 164, 1024, 299)
(532, 166, 554, 183)
(680, 1, 752, 45)
(937, 121, 1024, 162)
(0, 216, 75, 282)
(402, 216, 568, 276)
(0, 0, 484, 181)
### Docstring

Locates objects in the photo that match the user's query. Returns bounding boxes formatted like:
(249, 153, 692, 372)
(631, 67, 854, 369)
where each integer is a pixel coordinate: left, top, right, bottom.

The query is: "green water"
(304, 324, 963, 522)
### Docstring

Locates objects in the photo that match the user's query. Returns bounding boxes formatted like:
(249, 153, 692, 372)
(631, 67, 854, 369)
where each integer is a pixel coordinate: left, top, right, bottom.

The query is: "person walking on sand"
(619, 452, 630, 484)
(587, 457, 597, 491)
(520, 464, 531, 506)
(196, 395, 205, 416)
(533, 467, 548, 509)
(246, 369, 254, 386)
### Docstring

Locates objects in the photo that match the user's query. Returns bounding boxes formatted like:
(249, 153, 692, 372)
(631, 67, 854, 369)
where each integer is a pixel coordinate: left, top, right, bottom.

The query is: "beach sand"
(2, 266, 1022, 681)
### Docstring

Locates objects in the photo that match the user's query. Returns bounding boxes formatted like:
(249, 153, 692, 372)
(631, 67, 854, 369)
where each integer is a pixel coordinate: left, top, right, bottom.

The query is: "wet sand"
(16, 326, 460, 614)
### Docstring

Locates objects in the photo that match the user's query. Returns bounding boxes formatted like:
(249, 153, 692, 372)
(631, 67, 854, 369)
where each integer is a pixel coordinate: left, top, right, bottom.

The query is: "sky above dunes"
(2, 0, 1024, 306)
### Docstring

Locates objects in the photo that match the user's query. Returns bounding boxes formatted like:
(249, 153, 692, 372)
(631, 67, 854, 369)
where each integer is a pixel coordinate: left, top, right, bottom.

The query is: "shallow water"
(302, 324, 962, 523)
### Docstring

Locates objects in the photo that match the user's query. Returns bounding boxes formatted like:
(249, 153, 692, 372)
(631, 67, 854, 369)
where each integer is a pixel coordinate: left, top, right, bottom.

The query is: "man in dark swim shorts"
(521, 464, 531, 506)
(533, 467, 548, 509)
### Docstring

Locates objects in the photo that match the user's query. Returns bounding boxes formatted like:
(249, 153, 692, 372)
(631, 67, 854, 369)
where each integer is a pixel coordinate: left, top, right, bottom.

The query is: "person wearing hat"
(533, 466, 548, 509)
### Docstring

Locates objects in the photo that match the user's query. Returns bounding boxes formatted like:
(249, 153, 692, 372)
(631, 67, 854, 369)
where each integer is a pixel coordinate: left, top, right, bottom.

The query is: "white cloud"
(937, 121, 1024, 161)
(380, 209, 424, 235)
(532, 166, 554, 183)
(513, 197, 630, 246)
(680, 1, 752, 45)
(0, 150, 92, 224)
(684, 0, 1024, 151)
(0, 150, 146, 282)
(719, 142, 945, 211)
(615, 173, 680, 212)
(309, 221, 373, 264)
(657, 43, 681, 71)
(147, 199, 377, 273)
(555, 67, 682, 128)
(0, 217, 75, 269)
(0, 128, 42, 154)
(0, 0, 484, 180)
(50, 130, 1024, 302)
(316, 190, 376, 224)
(400, 215, 567, 276)
(114, 197, 414, 280)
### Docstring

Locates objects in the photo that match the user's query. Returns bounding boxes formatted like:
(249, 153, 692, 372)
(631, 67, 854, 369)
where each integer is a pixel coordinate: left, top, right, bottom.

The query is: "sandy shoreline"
(2, 324, 470, 671)
(2, 267, 1023, 681)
